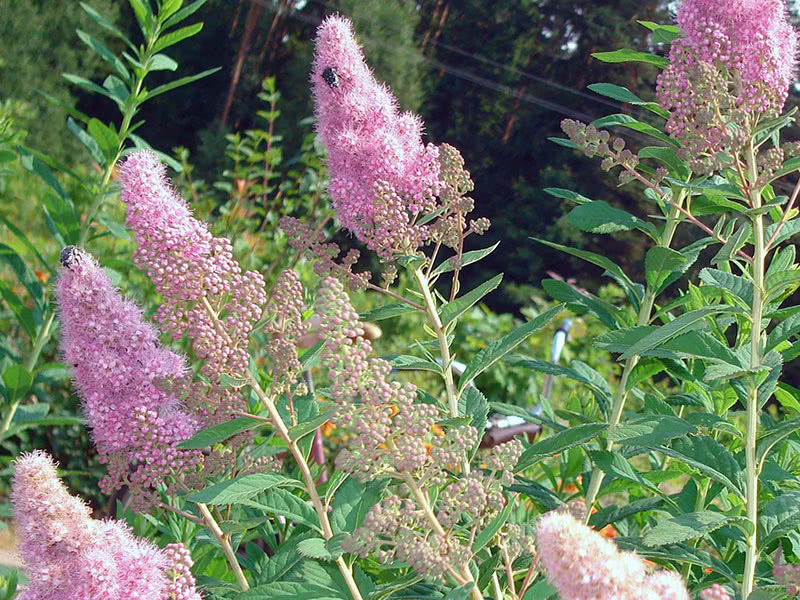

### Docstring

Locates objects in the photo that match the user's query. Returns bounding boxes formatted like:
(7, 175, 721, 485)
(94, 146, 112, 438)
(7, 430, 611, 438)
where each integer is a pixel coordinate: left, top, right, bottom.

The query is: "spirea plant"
(7, 0, 800, 599)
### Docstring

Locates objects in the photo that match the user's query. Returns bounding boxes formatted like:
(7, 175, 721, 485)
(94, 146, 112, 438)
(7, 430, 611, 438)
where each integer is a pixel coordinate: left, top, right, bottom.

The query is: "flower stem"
(743, 143, 765, 599)
(196, 502, 250, 591)
(583, 191, 684, 518)
(413, 268, 470, 475)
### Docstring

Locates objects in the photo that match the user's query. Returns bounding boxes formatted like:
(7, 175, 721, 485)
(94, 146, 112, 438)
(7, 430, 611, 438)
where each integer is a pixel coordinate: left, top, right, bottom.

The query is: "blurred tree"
(0, 0, 121, 162)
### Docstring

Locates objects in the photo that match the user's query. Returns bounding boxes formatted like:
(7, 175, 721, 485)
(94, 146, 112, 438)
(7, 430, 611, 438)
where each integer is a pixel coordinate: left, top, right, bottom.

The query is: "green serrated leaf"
(759, 491, 800, 548)
(658, 435, 744, 498)
(289, 409, 334, 442)
(386, 355, 442, 373)
(516, 423, 607, 472)
(592, 114, 679, 148)
(297, 537, 333, 561)
(143, 67, 221, 101)
(458, 305, 562, 391)
(566, 201, 640, 234)
(359, 303, 417, 321)
(643, 511, 735, 546)
(610, 415, 695, 446)
(439, 273, 503, 326)
(589, 497, 663, 530)
(619, 305, 735, 360)
(187, 473, 298, 505)
(177, 416, 264, 449)
(645, 247, 686, 293)
(431, 242, 501, 276)
(699, 268, 753, 308)
(756, 417, 800, 465)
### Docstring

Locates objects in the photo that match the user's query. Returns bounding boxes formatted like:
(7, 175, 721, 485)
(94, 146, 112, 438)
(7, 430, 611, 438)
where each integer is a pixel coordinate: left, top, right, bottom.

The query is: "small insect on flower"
(59, 245, 82, 269)
(322, 66, 340, 88)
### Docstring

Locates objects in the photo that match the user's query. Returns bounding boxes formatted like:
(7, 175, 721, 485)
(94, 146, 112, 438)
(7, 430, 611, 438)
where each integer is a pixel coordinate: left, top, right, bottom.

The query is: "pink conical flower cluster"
(657, 0, 798, 160)
(120, 150, 266, 379)
(536, 512, 690, 600)
(56, 246, 201, 503)
(12, 451, 202, 599)
(311, 15, 441, 257)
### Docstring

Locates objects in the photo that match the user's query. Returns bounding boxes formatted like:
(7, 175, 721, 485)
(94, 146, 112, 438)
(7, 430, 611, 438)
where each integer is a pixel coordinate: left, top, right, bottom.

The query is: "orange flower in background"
(321, 421, 336, 437)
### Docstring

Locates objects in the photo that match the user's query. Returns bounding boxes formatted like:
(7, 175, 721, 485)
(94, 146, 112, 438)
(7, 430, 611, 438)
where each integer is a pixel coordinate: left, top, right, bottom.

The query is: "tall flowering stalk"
(656, 2, 798, 596)
(56, 246, 201, 508)
(311, 15, 441, 258)
(12, 450, 201, 600)
(120, 150, 266, 380)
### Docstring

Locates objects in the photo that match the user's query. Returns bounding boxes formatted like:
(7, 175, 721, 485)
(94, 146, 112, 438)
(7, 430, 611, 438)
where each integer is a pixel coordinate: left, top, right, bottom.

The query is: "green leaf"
(0, 283, 37, 340)
(445, 583, 475, 600)
(699, 268, 753, 308)
(515, 423, 607, 472)
(643, 511, 736, 546)
(289, 409, 335, 442)
(592, 114, 679, 148)
(177, 416, 264, 449)
(67, 117, 105, 166)
(531, 237, 636, 295)
(128, 0, 153, 37)
(759, 492, 800, 548)
(386, 355, 442, 373)
(541, 279, 620, 330)
(473, 496, 513, 552)
(330, 477, 388, 534)
(658, 330, 740, 366)
(756, 417, 800, 465)
(619, 305, 735, 360)
(162, 0, 207, 29)
(143, 68, 221, 101)
(591, 49, 669, 68)
(458, 305, 562, 391)
(152, 22, 203, 53)
(76, 30, 130, 81)
(615, 537, 736, 579)
(508, 356, 612, 400)
(159, 0, 184, 21)
(589, 450, 665, 496)
(589, 497, 663, 530)
(80, 2, 134, 48)
(459, 385, 489, 435)
(566, 201, 642, 234)
(765, 219, 800, 248)
(439, 273, 503, 326)
(587, 83, 668, 118)
(609, 415, 695, 447)
(297, 538, 334, 561)
(187, 473, 298, 505)
(62, 73, 125, 110)
(658, 435, 744, 498)
(88, 119, 120, 160)
(2, 365, 33, 403)
(243, 488, 322, 533)
(637, 20, 682, 43)
(431, 242, 501, 276)
(359, 303, 416, 322)
(639, 146, 687, 175)
(240, 581, 345, 600)
(645, 247, 687, 293)
(0, 243, 44, 313)
(543, 187, 591, 204)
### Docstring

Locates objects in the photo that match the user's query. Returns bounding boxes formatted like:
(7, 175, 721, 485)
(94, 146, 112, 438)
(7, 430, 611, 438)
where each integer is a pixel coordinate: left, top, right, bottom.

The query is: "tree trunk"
(219, 0, 264, 129)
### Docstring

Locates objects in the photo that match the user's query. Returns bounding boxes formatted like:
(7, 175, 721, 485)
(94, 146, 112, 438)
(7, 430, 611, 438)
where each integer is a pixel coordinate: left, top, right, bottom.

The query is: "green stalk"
(413, 268, 470, 475)
(0, 310, 56, 437)
(743, 142, 764, 599)
(78, 23, 160, 246)
(583, 191, 685, 518)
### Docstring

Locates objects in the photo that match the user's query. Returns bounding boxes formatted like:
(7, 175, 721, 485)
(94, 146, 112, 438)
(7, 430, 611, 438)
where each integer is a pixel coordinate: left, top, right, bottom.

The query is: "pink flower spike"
(311, 15, 441, 255)
(536, 511, 690, 600)
(12, 451, 205, 600)
(119, 150, 266, 380)
(56, 246, 201, 505)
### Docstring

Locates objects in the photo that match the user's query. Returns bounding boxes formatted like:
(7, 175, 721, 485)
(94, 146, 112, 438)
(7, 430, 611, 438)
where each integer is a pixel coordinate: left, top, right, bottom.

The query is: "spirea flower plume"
(120, 150, 266, 379)
(311, 15, 441, 253)
(56, 247, 201, 505)
(656, 0, 798, 168)
(536, 512, 690, 600)
(13, 451, 202, 600)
